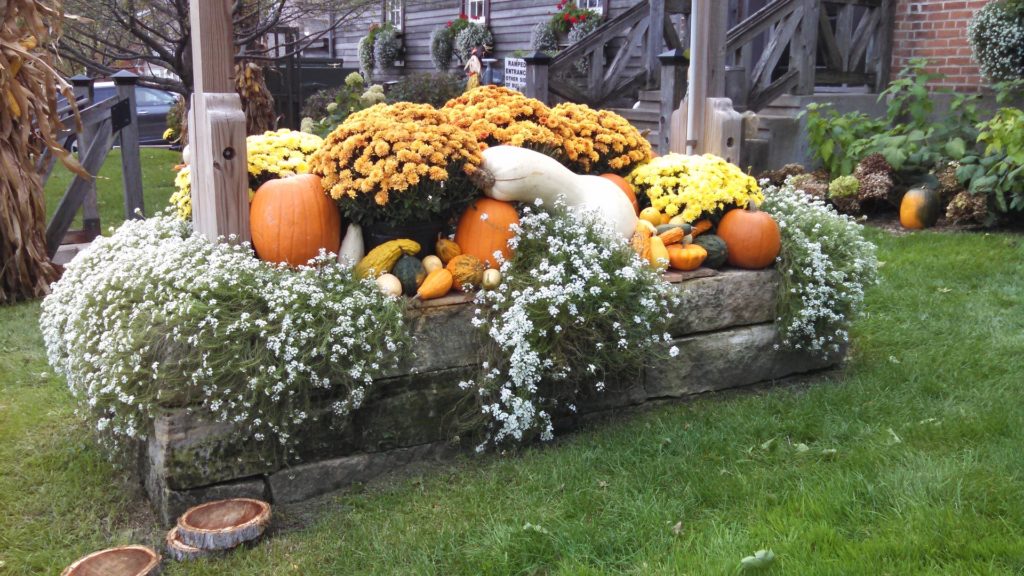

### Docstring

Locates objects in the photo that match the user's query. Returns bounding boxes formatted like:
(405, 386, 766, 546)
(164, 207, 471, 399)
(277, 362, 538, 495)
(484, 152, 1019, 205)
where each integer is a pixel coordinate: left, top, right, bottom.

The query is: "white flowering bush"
(461, 202, 680, 447)
(761, 182, 878, 354)
(40, 215, 408, 456)
(968, 1, 1024, 82)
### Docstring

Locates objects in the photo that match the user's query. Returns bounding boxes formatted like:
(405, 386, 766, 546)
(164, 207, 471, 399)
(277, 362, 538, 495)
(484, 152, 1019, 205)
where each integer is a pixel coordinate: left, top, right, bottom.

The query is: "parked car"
(90, 82, 180, 146)
(59, 81, 180, 146)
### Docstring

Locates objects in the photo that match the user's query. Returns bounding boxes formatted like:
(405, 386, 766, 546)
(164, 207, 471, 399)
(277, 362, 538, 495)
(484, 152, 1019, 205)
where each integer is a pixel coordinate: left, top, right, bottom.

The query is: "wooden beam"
(114, 71, 145, 221)
(794, 0, 819, 94)
(726, 0, 797, 53)
(647, 0, 666, 87)
(873, 0, 895, 91)
(188, 0, 250, 244)
(46, 118, 113, 257)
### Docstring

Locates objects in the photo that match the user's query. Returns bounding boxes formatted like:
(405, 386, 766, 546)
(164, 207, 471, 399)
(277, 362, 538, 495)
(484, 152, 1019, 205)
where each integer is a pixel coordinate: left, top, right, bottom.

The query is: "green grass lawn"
(44, 147, 182, 234)
(1, 227, 1023, 574)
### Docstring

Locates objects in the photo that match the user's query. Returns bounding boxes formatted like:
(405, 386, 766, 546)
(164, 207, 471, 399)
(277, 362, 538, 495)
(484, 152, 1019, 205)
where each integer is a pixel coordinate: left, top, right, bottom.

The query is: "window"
(579, 0, 604, 15)
(383, 0, 404, 31)
(465, 0, 487, 24)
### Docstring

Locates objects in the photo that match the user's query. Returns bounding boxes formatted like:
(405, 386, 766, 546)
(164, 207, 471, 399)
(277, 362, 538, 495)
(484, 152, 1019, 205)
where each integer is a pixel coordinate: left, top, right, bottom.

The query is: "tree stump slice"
(176, 498, 271, 550)
(165, 527, 217, 562)
(61, 545, 160, 576)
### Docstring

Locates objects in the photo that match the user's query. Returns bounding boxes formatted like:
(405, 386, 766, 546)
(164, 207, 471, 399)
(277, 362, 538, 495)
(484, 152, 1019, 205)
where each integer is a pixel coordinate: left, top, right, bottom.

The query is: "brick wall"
(890, 0, 989, 92)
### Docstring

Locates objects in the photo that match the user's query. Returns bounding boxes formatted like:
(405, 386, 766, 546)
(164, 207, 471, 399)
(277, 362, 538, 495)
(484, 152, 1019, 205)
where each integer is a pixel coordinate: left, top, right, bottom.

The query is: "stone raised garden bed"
(142, 268, 841, 524)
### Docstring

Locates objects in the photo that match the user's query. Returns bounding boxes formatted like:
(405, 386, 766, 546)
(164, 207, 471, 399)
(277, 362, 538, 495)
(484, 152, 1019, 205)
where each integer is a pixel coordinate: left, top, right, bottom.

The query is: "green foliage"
(530, 21, 559, 54)
(549, 1, 600, 35)
(430, 25, 455, 71)
(372, 24, 403, 70)
(802, 59, 981, 178)
(306, 72, 384, 137)
(828, 175, 860, 199)
(454, 22, 494, 63)
(385, 72, 466, 107)
(957, 104, 1024, 213)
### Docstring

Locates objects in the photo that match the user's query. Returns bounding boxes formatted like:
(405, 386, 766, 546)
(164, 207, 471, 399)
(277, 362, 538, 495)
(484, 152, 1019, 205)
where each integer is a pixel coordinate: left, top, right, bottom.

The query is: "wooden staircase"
(610, 90, 663, 148)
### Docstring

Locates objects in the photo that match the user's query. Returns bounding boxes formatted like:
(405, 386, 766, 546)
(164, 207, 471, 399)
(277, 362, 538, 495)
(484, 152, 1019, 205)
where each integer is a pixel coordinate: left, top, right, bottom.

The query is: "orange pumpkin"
(667, 243, 707, 271)
(454, 198, 520, 269)
(601, 173, 639, 215)
(716, 202, 781, 269)
(250, 174, 341, 266)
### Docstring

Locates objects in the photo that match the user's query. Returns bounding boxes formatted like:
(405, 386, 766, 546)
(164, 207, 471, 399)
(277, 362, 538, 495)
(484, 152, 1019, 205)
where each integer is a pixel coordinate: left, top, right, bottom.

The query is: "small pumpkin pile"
(349, 198, 519, 301)
(627, 201, 781, 272)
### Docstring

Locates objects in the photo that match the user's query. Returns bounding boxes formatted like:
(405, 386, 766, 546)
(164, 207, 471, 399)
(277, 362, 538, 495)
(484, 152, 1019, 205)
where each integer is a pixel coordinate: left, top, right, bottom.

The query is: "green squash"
(655, 223, 692, 236)
(392, 255, 426, 297)
(693, 234, 728, 268)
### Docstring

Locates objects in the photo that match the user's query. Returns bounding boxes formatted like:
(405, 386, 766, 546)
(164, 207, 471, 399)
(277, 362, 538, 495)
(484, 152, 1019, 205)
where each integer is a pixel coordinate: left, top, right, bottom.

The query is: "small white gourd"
(338, 223, 365, 265)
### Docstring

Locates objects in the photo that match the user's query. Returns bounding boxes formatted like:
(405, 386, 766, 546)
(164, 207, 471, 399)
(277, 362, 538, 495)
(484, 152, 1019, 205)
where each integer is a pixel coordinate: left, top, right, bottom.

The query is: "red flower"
(563, 13, 570, 20)
(579, 13, 587, 21)
(569, 15, 578, 23)
(459, 12, 468, 19)
(446, 20, 453, 27)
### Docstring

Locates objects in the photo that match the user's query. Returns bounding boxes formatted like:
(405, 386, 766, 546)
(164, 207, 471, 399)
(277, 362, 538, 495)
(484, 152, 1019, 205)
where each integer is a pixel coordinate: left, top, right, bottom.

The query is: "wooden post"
(524, 51, 552, 105)
(646, 0, 666, 88)
(874, 0, 896, 92)
(794, 0, 820, 94)
(707, 0, 730, 98)
(188, 0, 249, 244)
(113, 71, 145, 220)
(658, 48, 688, 155)
(70, 74, 100, 240)
(687, 0, 709, 153)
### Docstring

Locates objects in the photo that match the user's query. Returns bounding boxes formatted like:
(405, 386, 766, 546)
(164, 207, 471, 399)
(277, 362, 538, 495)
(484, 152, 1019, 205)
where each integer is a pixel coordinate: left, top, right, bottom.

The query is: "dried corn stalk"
(235, 61, 275, 135)
(1, 0, 85, 304)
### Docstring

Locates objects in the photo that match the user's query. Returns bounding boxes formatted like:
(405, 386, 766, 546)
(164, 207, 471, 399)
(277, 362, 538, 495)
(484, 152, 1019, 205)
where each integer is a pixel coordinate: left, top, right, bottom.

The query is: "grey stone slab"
(268, 442, 454, 504)
(158, 477, 269, 526)
(380, 301, 482, 378)
(667, 269, 779, 337)
(645, 323, 840, 399)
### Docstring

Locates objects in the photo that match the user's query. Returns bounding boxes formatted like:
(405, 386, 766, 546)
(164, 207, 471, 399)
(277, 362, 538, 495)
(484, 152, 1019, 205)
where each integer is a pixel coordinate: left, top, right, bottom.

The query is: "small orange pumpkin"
(716, 202, 781, 269)
(454, 198, 520, 269)
(667, 243, 707, 271)
(601, 173, 639, 215)
(899, 186, 941, 229)
(250, 174, 341, 266)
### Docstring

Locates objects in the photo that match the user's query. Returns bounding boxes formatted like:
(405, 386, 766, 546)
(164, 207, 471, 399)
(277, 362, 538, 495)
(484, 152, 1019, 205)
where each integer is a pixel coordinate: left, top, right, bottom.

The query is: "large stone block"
(146, 366, 475, 492)
(268, 442, 455, 504)
(157, 477, 269, 526)
(667, 269, 779, 337)
(645, 323, 841, 398)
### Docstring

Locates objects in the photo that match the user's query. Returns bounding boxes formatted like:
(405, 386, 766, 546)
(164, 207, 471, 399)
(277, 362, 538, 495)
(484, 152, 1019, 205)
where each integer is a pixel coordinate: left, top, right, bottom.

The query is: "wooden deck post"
(113, 70, 145, 220)
(646, 0, 666, 87)
(70, 74, 100, 240)
(874, 0, 896, 92)
(188, 0, 249, 244)
(658, 49, 688, 155)
(794, 0, 820, 95)
(524, 51, 552, 105)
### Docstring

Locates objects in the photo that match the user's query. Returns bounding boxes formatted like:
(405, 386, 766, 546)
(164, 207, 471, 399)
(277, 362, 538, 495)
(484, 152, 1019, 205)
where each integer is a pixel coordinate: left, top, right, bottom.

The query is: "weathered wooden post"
(794, 0, 820, 95)
(70, 74, 100, 240)
(188, 0, 249, 244)
(658, 48, 688, 155)
(524, 51, 552, 105)
(646, 0, 666, 87)
(113, 70, 145, 220)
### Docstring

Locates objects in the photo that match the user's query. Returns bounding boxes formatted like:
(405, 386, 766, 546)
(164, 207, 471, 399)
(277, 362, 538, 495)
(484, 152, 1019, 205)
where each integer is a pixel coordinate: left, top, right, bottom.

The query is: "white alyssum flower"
(463, 202, 680, 446)
(761, 182, 878, 354)
(40, 214, 408, 456)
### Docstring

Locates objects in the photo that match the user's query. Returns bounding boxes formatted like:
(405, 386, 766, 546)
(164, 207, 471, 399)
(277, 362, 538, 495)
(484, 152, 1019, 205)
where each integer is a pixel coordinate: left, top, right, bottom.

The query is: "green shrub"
(802, 59, 980, 178)
(385, 72, 465, 107)
(956, 82, 1024, 214)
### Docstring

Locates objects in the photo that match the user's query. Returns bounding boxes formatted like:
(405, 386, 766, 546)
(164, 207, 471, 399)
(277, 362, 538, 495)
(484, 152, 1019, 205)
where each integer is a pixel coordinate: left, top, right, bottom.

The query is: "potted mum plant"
(309, 102, 483, 254)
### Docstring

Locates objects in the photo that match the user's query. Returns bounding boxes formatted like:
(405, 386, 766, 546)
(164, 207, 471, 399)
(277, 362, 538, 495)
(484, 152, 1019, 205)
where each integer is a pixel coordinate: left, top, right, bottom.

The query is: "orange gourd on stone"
(716, 202, 781, 269)
(417, 269, 454, 300)
(601, 173, 639, 215)
(454, 198, 520, 268)
(446, 254, 485, 291)
(667, 243, 707, 271)
(250, 174, 341, 266)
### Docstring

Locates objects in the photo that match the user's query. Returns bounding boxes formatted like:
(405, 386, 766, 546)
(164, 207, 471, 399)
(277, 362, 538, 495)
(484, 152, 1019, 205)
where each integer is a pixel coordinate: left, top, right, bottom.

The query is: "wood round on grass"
(61, 545, 160, 576)
(166, 527, 215, 562)
(176, 498, 271, 551)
